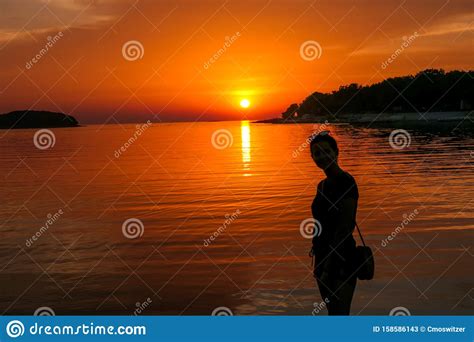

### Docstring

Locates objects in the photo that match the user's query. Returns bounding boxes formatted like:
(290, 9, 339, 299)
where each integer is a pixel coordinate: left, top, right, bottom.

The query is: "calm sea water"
(0, 121, 472, 315)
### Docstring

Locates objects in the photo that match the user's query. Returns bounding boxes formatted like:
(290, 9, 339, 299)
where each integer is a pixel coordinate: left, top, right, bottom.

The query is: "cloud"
(350, 12, 473, 57)
(421, 13, 474, 37)
(0, 0, 129, 43)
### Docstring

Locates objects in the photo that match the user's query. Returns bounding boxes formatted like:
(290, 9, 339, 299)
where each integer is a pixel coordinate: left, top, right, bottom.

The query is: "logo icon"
(300, 40, 322, 61)
(389, 306, 411, 316)
(33, 129, 56, 150)
(122, 40, 144, 61)
(211, 129, 233, 150)
(6, 320, 25, 338)
(389, 129, 411, 150)
(122, 218, 145, 239)
(299, 218, 322, 239)
(211, 306, 233, 316)
(34, 306, 55, 316)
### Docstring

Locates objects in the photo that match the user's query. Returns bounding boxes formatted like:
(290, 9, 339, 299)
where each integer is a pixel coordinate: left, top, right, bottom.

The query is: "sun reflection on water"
(241, 120, 251, 176)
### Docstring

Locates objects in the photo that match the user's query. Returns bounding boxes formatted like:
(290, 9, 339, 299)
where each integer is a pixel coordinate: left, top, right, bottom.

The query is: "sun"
(240, 99, 250, 108)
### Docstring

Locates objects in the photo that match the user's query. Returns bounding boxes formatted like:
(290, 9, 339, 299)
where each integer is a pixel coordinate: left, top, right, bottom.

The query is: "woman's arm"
(311, 181, 324, 253)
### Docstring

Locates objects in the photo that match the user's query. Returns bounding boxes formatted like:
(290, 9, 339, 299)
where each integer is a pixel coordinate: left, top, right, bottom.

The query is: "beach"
(256, 111, 472, 124)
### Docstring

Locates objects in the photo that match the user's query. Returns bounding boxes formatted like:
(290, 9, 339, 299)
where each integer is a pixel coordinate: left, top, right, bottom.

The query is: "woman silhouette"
(309, 131, 358, 315)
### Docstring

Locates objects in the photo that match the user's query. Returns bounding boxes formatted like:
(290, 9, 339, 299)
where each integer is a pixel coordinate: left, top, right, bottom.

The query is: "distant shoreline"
(253, 111, 472, 124)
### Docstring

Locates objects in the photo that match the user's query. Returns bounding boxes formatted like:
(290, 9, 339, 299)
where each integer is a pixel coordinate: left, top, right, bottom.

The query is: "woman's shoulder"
(316, 171, 357, 192)
(328, 171, 359, 200)
(337, 170, 358, 198)
(340, 170, 357, 185)
(317, 177, 328, 192)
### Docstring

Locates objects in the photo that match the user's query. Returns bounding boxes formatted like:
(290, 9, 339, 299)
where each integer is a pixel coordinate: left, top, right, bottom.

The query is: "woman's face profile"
(311, 141, 338, 170)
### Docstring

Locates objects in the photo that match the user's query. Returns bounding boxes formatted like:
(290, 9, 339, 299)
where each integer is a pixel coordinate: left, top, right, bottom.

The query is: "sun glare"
(240, 99, 250, 108)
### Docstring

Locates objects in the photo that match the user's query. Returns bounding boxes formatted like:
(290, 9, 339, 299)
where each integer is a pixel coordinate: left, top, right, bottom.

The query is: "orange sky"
(0, 0, 472, 123)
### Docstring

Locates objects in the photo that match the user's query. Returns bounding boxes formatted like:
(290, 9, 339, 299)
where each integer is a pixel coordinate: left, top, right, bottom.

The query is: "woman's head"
(309, 131, 339, 170)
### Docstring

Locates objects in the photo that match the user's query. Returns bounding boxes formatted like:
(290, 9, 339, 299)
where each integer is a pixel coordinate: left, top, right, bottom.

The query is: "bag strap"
(355, 221, 366, 247)
(322, 179, 366, 247)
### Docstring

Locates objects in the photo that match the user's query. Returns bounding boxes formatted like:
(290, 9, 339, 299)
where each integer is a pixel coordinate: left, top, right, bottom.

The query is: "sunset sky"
(0, 0, 472, 123)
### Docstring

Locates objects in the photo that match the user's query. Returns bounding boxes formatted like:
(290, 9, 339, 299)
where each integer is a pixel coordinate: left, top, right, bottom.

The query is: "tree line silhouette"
(282, 69, 473, 120)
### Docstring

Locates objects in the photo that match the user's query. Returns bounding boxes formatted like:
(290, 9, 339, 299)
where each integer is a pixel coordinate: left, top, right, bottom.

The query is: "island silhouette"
(0, 110, 79, 129)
